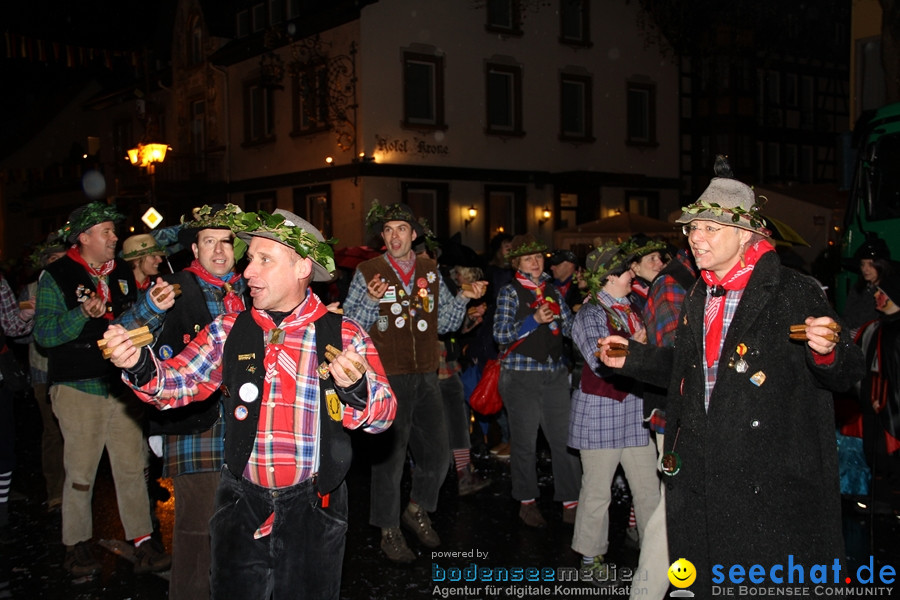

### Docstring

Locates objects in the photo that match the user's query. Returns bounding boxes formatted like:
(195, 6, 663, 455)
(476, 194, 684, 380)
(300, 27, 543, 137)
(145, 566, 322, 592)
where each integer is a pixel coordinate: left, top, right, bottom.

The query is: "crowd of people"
(0, 160, 897, 598)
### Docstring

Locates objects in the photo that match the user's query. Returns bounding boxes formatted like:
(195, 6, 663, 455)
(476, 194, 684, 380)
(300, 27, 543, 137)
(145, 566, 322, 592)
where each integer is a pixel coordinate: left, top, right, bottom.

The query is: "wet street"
(3, 393, 900, 599)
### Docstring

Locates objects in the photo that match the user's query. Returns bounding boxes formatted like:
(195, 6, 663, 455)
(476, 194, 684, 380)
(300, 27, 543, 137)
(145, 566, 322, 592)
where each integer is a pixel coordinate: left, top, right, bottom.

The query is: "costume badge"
(377, 315, 389, 332)
(734, 344, 749, 373)
(426, 271, 437, 283)
(118, 279, 129, 295)
(75, 284, 89, 303)
(158, 345, 174, 360)
(239, 382, 259, 403)
(326, 388, 342, 422)
(418, 288, 428, 298)
(417, 320, 428, 332)
(317, 361, 331, 379)
(382, 285, 397, 303)
(661, 452, 682, 476)
(268, 329, 285, 345)
(390, 302, 402, 315)
(220, 385, 231, 398)
(423, 292, 434, 313)
(395, 316, 406, 329)
(238, 353, 256, 361)
(234, 405, 249, 421)
(750, 371, 766, 387)
(183, 334, 192, 345)
(416, 277, 428, 289)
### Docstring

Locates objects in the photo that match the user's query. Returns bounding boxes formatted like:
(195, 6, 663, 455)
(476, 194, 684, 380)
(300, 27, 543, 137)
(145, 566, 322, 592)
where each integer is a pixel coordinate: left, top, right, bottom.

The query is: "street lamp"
(128, 140, 169, 205)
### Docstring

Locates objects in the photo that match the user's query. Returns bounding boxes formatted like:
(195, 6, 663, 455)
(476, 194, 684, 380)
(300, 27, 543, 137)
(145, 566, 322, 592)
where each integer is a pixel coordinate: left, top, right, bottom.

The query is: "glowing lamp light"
(128, 143, 169, 167)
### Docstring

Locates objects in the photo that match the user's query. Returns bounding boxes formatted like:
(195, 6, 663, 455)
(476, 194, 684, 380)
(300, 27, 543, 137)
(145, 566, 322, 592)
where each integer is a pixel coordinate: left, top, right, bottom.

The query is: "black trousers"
(209, 468, 348, 600)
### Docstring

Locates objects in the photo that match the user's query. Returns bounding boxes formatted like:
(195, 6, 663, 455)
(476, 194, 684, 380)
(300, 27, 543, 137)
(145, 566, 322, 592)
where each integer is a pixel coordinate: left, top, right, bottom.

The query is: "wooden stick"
(98, 326, 151, 358)
(789, 321, 841, 334)
(151, 283, 182, 303)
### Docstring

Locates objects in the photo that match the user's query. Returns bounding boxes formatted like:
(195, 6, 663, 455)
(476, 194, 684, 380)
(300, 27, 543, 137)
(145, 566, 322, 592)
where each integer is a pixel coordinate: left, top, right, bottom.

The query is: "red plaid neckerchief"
(610, 300, 642, 335)
(700, 239, 775, 367)
(517, 271, 561, 334)
(184, 259, 245, 313)
(386, 253, 416, 287)
(136, 278, 151, 292)
(66, 246, 115, 320)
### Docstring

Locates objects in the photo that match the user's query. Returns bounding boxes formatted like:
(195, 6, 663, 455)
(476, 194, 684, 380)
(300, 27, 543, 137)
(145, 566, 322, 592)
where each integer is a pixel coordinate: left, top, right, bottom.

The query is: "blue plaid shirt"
(343, 256, 468, 335)
(493, 272, 573, 372)
(115, 272, 247, 477)
(568, 295, 647, 449)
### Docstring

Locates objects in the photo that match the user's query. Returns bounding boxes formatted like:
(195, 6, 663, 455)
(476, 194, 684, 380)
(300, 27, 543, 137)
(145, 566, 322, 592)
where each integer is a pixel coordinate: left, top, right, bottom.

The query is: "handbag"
(468, 339, 523, 416)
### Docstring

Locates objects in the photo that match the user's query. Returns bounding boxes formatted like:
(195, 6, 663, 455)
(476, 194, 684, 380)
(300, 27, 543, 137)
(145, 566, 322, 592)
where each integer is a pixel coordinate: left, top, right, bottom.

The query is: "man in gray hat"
(343, 202, 486, 563)
(103, 208, 396, 600)
(598, 176, 865, 597)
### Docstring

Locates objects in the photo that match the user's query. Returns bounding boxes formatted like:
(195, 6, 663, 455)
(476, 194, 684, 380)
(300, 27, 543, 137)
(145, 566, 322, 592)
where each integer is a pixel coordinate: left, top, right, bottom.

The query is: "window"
(252, 3, 266, 32)
(560, 73, 593, 141)
(626, 191, 660, 218)
(269, 0, 284, 25)
(486, 0, 521, 35)
(484, 186, 526, 240)
(112, 119, 133, 164)
(403, 52, 445, 129)
(486, 63, 523, 136)
(191, 99, 206, 173)
(292, 62, 329, 134)
(244, 81, 275, 145)
(293, 186, 332, 238)
(559, 0, 589, 45)
(189, 16, 204, 67)
(626, 82, 656, 145)
(236, 10, 250, 38)
(399, 183, 449, 240)
(245, 192, 275, 214)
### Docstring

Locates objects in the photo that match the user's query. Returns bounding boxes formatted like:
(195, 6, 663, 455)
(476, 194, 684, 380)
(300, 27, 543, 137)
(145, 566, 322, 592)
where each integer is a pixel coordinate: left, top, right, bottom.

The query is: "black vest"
(148, 271, 248, 435)
(43, 255, 136, 383)
(220, 310, 351, 494)
(510, 279, 563, 362)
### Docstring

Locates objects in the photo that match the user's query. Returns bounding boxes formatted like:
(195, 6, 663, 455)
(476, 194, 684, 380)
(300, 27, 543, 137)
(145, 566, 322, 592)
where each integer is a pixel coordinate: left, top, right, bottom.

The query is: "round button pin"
(239, 382, 259, 403)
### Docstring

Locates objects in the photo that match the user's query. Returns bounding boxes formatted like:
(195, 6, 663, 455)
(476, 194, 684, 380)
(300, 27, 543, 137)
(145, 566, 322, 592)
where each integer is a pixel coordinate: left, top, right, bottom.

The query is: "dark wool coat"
(623, 252, 865, 598)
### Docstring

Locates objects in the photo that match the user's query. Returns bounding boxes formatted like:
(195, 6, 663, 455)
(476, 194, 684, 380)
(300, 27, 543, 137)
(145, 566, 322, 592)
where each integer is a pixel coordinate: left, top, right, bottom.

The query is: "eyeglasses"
(682, 224, 723, 237)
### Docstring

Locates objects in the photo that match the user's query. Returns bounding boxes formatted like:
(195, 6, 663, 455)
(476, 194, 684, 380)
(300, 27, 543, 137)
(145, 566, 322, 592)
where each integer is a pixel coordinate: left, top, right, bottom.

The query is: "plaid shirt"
(644, 249, 696, 348)
(569, 294, 647, 449)
(126, 299, 395, 488)
(116, 273, 247, 477)
(493, 272, 573, 372)
(703, 288, 743, 411)
(1, 276, 33, 339)
(34, 270, 110, 396)
(343, 256, 468, 335)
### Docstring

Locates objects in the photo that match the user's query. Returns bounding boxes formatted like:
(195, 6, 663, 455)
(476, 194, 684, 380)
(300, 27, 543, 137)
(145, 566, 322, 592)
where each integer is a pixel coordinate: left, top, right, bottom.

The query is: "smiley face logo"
(668, 558, 696, 588)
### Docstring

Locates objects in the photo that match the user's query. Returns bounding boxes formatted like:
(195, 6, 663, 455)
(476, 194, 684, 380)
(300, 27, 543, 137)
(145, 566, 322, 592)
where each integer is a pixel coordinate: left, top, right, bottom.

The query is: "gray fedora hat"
(237, 209, 336, 282)
(676, 178, 770, 237)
